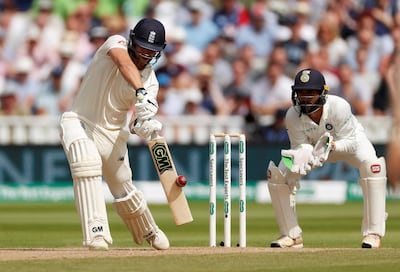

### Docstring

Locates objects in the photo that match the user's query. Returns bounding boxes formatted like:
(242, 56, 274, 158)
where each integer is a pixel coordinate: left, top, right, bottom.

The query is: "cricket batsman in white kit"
(267, 68, 387, 248)
(59, 18, 169, 250)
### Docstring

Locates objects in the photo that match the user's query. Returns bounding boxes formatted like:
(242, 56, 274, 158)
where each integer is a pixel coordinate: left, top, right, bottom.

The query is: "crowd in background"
(1, 0, 400, 140)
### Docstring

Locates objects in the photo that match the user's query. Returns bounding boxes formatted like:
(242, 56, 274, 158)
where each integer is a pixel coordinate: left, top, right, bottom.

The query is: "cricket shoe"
(362, 234, 381, 248)
(270, 235, 303, 248)
(145, 228, 170, 250)
(88, 236, 109, 251)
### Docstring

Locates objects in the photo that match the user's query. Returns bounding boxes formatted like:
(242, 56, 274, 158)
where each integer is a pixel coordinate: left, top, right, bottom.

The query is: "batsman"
(59, 18, 169, 250)
(267, 68, 387, 249)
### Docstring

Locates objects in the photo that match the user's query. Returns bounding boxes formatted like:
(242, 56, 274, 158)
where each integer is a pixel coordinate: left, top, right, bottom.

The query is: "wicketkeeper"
(59, 18, 169, 250)
(267, 68, 387, 248)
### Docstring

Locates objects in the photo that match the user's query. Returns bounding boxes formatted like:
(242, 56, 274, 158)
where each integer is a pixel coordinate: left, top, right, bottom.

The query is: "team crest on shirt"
(325, 123, 333, 131)
(300, 70, 310, 82)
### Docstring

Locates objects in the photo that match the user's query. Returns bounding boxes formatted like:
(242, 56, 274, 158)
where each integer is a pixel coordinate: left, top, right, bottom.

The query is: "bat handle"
(150, 132, 159, 140)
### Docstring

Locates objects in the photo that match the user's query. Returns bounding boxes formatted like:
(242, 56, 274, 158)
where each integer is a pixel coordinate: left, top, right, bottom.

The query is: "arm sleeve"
(285, 108, 309, 148)
(331, 100, 358, 153)
(102, 35, 127, 53)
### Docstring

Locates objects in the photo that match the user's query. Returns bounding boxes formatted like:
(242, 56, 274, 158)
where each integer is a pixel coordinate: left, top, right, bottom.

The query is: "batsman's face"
(132, 45, 158, 70)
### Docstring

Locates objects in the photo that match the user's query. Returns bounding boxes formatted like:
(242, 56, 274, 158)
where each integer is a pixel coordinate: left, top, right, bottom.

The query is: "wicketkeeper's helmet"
(291, 68, 329, 115)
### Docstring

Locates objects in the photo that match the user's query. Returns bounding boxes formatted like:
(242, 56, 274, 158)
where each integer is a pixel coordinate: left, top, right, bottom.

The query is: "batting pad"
(68, 138, 112, 246)
(359, 157, 387, 237)
(113, 189, 158, 245)
(267, 182, 302, 239)
(74, 177, 113, 247)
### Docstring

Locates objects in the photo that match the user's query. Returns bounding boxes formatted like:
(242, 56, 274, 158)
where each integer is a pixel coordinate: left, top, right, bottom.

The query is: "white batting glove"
(281, 144, 315, 175)
(135, 88, 158, 121)
(131, 118, 162, 139)
(312, 132, 334, 167)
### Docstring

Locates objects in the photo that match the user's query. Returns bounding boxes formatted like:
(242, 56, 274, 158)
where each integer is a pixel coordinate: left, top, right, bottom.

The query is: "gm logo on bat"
(151, 142, 173, 174)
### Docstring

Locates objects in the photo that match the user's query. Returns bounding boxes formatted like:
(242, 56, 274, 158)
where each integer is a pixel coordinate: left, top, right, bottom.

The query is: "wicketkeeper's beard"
(300, 105, 321, 115)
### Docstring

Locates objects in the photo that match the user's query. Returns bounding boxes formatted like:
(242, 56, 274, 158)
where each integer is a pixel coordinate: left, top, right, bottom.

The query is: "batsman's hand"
(131, 118, 162, 139)
(135, 88, 158, 120)
(281, 144, 315, 175)
(312, 132, 334, 168)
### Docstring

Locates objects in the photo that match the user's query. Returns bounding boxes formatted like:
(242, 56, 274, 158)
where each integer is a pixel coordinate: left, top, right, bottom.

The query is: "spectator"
(15, 25, 57, 81)
(345, 11, 394, 75)
(0, 83, 29, 116)
(212, 0, 249, 32)
(83, 25, 110, 67)
(161, 69, 201, 116)
(278, 14, 309, 77)
(326, 0, 360, 39)
(338, 62, 375, 116)
(303, 47, 341, 96)
(213, 24, 239, 62)
(249, 61, 293, 116)
(308, 11, 348, 68)
(364, 0, 398, 36)
(195, 63, 227, 115)
(222, 57, 252, 115)
(183, 0, 220, 51)
(260, 108, 289, 144)
(200, 40, 233, 89)
(6, 56, 41, 114)
(55, 40, 86, 113)
(35, 66, 64, 116)
(30, 0, 65, 59)
(236, 43, 265, 80)
(164, 26, 202, 74)
(235, 3, 277, 58)
(293, 1, 317, 43)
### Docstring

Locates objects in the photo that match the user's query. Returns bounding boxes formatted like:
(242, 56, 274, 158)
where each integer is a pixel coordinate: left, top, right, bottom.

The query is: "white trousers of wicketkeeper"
(60, 112, 162, 248)
(268, 133, 387, 240)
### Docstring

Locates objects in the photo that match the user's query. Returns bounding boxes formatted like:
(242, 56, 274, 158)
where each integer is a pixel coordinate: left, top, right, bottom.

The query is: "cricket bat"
(147, 133, 193, 226)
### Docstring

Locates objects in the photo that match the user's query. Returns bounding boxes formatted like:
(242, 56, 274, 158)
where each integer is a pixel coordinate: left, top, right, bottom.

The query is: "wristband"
(136, 88, 147, 97)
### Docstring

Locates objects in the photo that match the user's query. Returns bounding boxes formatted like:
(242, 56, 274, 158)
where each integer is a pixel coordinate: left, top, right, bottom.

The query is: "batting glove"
(131, 118, 162, 139)
(135, 88, 158, 121)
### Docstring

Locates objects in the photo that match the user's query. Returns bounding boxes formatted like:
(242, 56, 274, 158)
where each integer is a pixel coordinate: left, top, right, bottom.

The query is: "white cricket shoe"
(270, 235, 303, 248)
(146, 228, 170, 250)
(88, 236, 109, 251)
(362, 234, 381, 248)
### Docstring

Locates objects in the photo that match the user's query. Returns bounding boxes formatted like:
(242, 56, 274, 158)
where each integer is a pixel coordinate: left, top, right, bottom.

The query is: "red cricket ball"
(175, 175, 188, 187)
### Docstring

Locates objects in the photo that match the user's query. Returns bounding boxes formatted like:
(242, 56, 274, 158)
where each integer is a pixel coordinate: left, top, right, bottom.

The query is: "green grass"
(0, 201, 400, 271)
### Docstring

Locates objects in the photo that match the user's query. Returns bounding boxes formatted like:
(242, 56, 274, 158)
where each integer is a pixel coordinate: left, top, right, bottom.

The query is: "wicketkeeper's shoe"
(89, 236, 109, 251)
(361, 234, 381, 248)
(270, 235, 303, 248)
(146, 228, 170, 250)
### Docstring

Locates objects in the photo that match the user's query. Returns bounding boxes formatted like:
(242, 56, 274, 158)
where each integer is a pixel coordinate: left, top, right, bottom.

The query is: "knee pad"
(267, 161, 286, 184)
(359, 157, 386, 180)
(68, 138, 102, 179)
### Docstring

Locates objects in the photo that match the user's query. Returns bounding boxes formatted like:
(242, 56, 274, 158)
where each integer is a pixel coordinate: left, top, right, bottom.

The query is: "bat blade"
(148, 136, 193, 225)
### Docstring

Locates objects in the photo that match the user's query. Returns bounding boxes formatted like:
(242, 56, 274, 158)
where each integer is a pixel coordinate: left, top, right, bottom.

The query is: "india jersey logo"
(300, 70, 310, 83)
